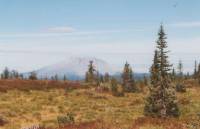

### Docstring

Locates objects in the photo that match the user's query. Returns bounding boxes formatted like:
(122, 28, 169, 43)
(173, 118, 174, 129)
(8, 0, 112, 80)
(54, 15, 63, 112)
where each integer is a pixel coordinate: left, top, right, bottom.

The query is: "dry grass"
(0, 80, 199, 129)
(0, 79, 81, 92)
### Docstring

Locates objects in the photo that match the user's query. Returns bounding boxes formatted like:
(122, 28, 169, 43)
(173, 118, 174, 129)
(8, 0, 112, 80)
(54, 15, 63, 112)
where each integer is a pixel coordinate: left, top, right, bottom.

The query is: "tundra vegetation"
(0, 25, 200, 129)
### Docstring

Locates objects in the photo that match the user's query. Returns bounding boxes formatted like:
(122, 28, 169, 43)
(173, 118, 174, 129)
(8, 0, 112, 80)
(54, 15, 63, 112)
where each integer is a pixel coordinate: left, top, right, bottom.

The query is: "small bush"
(186, 115, 200, 129)
(0, 115, 7, 126)
(57, 113, 75, 126)
(176, 83, 186, 92)
(111, 78, 124, 97)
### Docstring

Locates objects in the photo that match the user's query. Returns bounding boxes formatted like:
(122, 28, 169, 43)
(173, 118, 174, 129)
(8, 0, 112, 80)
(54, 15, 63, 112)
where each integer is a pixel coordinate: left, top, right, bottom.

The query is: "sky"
(0, 0, 200, 73)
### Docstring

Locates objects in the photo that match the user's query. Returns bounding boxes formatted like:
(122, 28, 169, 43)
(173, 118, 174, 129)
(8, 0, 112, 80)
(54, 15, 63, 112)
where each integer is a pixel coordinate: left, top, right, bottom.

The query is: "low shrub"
(0, 80, 81, 92)
(0, 115, 7, 126)
(176, 83, 186, 92)
(57, 113, 75, 126)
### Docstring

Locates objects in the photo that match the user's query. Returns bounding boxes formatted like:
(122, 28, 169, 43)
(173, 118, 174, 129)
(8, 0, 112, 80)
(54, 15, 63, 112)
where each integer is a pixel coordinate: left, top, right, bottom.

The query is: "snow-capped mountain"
(33, 57, 117, 80)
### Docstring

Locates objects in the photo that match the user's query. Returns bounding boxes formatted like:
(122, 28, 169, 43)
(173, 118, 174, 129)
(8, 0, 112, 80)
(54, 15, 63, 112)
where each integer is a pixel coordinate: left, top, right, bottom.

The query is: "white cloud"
(0, 28, 145, 38)
(170, 21, 200, 28)
(46, 26, 76, 33)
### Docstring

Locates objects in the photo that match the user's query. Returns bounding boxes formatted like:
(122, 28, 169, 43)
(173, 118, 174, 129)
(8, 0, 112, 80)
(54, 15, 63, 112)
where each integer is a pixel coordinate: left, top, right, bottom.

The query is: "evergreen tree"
(95, 71, 100, 86)
(144, 25, 179, 117)
(2, 67, 10, 79)
(185, 72, 190, 80)
(177, 60, 183, 78)
(111, 78, 118, 95)
(29, 72, 37, 80)
(171, 68, 176, 81)
(176, 60, 186, 92)
(54, 74, 58, 81)
(85, 61, 96, 84)
(88, 61, 95, 81)
(143, 74, 148, 86)
(63, 75, 67, 81)
(197, 64, 200, 84)
(19, 74, 24, 80)
(122, 62, 137, 92)
(122, 62, 130, 85)
(193, 60, 198, 79)
(51, 76, 54, 80)
(111, 77, 124, 97)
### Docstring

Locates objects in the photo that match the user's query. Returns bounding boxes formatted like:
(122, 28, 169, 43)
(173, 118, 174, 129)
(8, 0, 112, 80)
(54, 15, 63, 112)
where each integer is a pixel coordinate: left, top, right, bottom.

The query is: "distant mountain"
(24, 57, 149, 80)
(31, 57, 118, 80)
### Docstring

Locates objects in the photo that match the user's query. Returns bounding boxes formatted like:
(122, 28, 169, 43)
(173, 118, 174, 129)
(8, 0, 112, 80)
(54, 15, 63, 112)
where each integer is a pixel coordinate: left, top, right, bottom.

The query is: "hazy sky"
(0, 0, 200, 73)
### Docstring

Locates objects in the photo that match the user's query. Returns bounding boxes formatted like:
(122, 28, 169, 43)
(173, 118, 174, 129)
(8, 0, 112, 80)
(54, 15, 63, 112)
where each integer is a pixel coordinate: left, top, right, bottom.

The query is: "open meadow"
(0, 80, 199, 129)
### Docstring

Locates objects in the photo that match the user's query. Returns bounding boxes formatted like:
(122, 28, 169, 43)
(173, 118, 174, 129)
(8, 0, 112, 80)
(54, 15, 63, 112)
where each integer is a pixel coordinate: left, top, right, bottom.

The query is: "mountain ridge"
(24, 57, 148, 80)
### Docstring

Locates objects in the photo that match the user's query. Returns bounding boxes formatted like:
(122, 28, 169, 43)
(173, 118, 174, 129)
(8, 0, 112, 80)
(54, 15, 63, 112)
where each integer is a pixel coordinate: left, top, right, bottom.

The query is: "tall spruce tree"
(176, 60, 186, 92)
(143, 74, 148, 86)
(95, 71, 100, 86)
(54, 74, 58, 81)
(171, 68, 176, 81)
(122, 62, 130, 84)
(144, 25, 179, 117)
(122, 62, 137, 92)
(193, 60, 197, 79)
(63, 75, 67, 81)
(29, 72, 37, 80)
(2, 67, 10, 79)
(85, 61, 96, 84)
(197, 64, 200, 84)
(177, 60, 183, 78)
